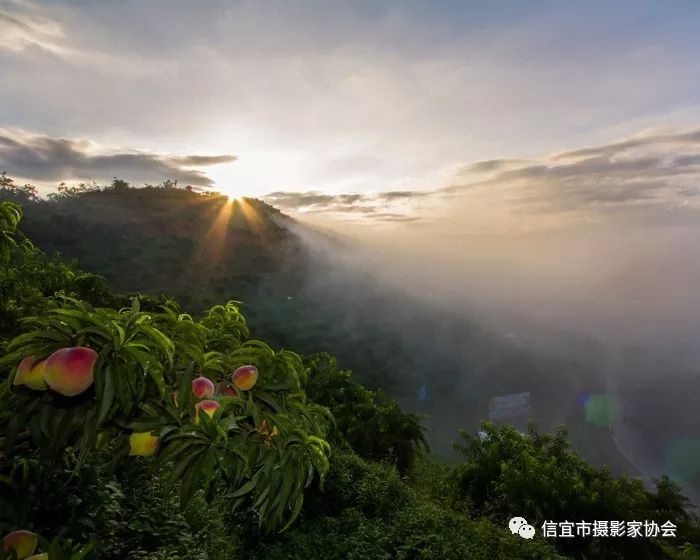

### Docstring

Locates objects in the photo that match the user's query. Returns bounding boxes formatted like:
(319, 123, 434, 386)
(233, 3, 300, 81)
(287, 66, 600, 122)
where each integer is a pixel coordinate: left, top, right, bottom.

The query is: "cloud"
(265, 127, 700, 229)
(0, 129, 236, 187)
(0, 5, 67, 54)
(365, 212, 423, 223)
(457, 158, 526, 175)
(170, 154, 238, 166)
(551, 129, 700, 161)
(262, 189, 435, 220)
(442, 127, 700, 230)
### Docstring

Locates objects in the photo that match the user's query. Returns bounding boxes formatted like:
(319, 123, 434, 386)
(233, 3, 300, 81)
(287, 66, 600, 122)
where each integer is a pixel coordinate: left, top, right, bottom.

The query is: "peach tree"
(0, 295, 332, 532)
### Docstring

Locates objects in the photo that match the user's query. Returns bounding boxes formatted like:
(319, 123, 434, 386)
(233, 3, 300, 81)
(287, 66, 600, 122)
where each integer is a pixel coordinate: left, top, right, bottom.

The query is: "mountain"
(0, 180, 640, 474)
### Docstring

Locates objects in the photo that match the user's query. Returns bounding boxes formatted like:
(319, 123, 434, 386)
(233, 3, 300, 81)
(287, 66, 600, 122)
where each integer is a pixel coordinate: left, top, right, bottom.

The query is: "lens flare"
(583, 393, 616, 428)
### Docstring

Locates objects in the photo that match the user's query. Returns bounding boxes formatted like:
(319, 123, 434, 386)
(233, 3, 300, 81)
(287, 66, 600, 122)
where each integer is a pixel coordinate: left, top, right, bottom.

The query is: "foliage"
(0, 172, 38, 204)
(0, 295, 331, 533)
(452, 421, 700, 559)
(46, 182, 101, 201)
(301, 450, 411, 519)
(304, 353, 427, 473)
(0, 201, 115, 351)
(0, 450, 237, 559)
(242, 449, 565, 559)
(260, 493, 566, 559)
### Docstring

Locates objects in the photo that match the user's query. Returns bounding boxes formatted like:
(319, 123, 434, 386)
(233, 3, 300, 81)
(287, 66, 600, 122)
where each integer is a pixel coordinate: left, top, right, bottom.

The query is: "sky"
(2, 0, 700, 232)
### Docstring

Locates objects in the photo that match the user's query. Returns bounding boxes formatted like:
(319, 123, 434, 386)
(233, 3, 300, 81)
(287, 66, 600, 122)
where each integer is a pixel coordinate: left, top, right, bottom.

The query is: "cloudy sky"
(2, 0, 700, 230)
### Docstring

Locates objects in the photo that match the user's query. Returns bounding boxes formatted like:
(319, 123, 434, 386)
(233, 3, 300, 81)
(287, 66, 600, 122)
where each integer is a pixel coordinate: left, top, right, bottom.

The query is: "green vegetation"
(1, 188, 700, 559)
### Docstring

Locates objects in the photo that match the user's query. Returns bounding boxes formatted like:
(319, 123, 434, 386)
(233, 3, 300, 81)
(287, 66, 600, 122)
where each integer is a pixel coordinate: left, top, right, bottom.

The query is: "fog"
(275, 200, 700, 502)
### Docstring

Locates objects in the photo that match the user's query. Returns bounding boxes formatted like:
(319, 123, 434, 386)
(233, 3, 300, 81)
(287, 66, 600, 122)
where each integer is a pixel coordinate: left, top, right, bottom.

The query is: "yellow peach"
(195, 399, 220, 423)
(129, 431, 158, 456)
(13, 357, 48, 391)
(3, 530, 38, 559)
(231, 365, 258, 391)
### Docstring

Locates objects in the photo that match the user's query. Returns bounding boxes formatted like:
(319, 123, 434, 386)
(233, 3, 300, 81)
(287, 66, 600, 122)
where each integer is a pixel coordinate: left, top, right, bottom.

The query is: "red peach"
(191, 376, 215, 399)
(216, 381, 237, 396)
(43, 347, 97, 397)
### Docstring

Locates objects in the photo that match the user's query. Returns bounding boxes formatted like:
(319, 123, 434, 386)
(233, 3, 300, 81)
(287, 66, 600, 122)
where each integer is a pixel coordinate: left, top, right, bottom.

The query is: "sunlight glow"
(186, 196, 265, 278)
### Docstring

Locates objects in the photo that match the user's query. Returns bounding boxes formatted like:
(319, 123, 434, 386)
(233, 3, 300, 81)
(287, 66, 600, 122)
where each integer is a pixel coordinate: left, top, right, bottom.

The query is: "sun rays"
(191, 194, 266, 275)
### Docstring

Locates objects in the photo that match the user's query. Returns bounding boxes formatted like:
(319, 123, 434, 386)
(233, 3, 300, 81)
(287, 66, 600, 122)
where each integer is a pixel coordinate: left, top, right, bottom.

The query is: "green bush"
(0, 450, 240, 560)
(304, 353, 427, 473)
(303, 450, 410, 519)
(452, 421, 700, 559)
(257, 499, 566, 560)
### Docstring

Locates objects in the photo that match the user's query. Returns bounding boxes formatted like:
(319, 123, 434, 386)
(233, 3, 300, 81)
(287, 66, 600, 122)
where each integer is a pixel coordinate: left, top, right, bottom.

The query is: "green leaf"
(280, 492, 305, 532)
(98, 364, 115, 425)
(179, 453, 206, 507)
(229, 471, 261, 498)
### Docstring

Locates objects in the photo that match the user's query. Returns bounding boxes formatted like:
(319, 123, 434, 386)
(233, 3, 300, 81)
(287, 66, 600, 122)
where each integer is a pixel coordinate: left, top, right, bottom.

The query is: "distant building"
(488, 392, 531, 423)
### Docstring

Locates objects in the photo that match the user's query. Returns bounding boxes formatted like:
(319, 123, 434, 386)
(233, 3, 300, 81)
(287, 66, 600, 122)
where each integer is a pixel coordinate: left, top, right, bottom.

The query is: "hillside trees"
(0, 200, 333, 555)
(452, 421, 700, 559)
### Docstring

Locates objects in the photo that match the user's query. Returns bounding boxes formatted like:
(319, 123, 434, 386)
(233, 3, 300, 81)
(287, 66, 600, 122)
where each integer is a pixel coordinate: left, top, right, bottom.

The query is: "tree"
(452, 421, 699, 559)
(304, 353, 427, 473)
(0, 172, 38, 203)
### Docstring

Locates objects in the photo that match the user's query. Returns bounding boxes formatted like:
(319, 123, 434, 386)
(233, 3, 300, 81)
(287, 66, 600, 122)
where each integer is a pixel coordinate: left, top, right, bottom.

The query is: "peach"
(195, 399, 220, 423)
(95, 431, 108, 449)
(191, 376, 215, 399)
(216, 381, 236, 396)
(13, 356, 48, 391)
(129, 431, 158, 456)
(3, 530, 38, 559)
(43, 347, 97, 396)
(232, 365, 258, 391)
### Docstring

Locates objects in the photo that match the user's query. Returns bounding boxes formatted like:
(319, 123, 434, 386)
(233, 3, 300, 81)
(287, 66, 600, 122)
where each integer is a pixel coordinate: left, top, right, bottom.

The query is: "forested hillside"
(0, 175, 635, 469)
(1, 194, 700, 558)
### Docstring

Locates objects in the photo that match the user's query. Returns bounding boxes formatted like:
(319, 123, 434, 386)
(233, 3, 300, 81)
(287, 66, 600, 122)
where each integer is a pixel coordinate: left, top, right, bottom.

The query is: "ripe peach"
(129, 431, 159, 456)
(195, 399, 220, 423)
(232, 365, 258, 391)
(13, 356, 48, 391)
(191, 376, 215, 399)
(43, 347, 97, 397)
(216, 381, 237, 396)
(3, 530, 38, 559)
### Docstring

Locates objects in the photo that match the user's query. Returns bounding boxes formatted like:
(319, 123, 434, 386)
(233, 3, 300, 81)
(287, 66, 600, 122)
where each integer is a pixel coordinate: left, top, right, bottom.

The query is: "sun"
(208, 185, 240, 201)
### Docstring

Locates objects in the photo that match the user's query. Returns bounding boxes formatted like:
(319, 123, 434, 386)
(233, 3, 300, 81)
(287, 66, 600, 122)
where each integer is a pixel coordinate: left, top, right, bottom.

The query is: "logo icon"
(509, 517, 527, 534)
(509, 516, 536, 539)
